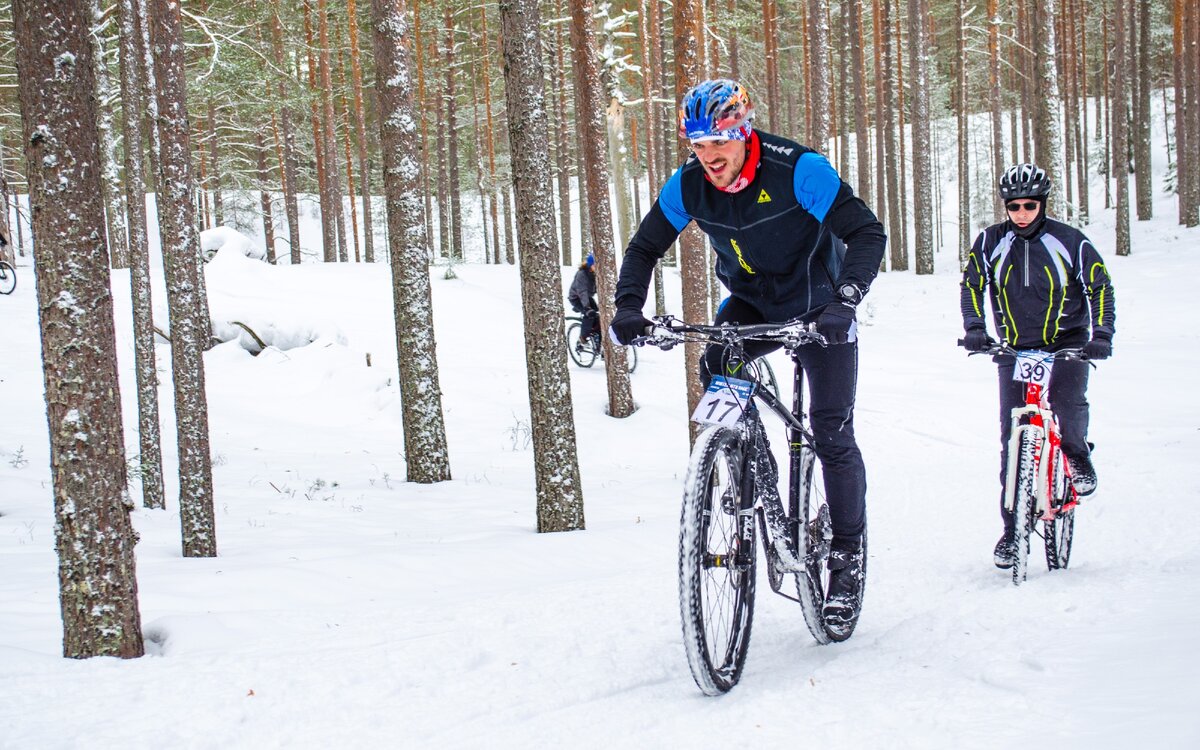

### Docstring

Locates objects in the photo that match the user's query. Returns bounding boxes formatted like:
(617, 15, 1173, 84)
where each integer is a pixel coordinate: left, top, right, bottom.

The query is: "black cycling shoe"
(1065, 452, 1097, 496)
(823, 547, 864, 635)
(993, 532, 1017, 569)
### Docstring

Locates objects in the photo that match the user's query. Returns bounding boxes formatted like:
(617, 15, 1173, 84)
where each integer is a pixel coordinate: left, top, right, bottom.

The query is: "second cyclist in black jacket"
(959, 163, 1116, 570)
(609, 78, 886, 633)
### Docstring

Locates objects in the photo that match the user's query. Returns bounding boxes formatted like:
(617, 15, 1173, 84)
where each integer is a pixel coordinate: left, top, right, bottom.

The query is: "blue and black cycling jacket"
(615, 131, 886, 322)
(960, 218, 1116, 350)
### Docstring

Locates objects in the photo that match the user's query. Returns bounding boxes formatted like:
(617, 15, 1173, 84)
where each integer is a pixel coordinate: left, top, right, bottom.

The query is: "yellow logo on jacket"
(730, 239, 755, 274)
(757, 189, 772, 204)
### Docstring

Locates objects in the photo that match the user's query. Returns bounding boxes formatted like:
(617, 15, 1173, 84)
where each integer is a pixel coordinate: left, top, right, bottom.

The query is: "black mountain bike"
(0, 260, 15, 295)
(637, 315, 865, 695)
(565, 314, 637, 373)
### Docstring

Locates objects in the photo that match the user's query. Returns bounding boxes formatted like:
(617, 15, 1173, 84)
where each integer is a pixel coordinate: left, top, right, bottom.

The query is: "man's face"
(690, 138, 747, 188)
(1005, 199, 1041, 228)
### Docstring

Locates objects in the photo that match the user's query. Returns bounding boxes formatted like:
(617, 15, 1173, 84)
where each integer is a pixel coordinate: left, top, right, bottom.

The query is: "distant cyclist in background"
(959, 163, 1117, 570)
(569, 253, 599, 352)
(609, 78, 886, 633)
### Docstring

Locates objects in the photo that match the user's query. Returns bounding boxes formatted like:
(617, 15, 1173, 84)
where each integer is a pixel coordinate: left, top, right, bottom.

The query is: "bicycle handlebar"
(957, 339, 1092, 363)
(634, 314, 828, 351)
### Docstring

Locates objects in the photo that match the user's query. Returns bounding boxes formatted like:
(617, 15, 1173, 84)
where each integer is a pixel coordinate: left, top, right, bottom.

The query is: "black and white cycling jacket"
(960, 217, 1116, 350)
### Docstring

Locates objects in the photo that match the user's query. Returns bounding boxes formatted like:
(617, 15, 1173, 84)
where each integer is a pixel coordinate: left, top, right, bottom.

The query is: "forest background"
(0, 0, 1198, 665)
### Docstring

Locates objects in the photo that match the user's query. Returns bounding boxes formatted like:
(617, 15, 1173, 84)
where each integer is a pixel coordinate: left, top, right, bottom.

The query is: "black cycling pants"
(995, 355, 1090, 532)
(700, 297, 866, 546)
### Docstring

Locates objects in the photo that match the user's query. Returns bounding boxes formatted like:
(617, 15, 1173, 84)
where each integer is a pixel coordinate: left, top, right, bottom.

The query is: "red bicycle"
(964, 342, 1092, 585)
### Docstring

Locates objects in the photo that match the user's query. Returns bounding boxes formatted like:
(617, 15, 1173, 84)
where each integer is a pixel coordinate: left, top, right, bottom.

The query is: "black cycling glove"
(960, 326, 994, 352)
(815, 302, 857, 345)
(1082, 332, 1112, 360)
(609, 307, 651, 345)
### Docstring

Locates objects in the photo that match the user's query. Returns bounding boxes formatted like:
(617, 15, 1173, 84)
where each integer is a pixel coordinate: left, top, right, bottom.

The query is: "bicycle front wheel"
(1044, 445, 1075, 571)
(679, 424, 757, 695)
(1011, 431, 1039, 585)
(0, 261, 15, 295)
(566, 321, 596, 368)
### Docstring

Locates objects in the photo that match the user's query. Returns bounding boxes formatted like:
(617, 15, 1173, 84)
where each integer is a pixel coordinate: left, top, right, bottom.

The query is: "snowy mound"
(205, 245, 348, 353)
(200, 225, 266, 261)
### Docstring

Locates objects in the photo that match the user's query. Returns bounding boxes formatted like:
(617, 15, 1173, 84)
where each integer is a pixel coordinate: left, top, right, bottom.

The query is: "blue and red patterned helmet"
(678, 79, 755, 142)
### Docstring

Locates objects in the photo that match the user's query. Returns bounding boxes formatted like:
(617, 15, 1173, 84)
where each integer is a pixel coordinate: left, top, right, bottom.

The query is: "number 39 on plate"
(690, 375, 755, 427)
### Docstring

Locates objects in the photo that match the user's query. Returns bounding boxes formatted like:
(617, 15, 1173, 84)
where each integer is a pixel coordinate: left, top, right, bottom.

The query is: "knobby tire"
(679, 425, 756, 695)
(1044, 445, 1075, 570)
(1011, 431, 1038, 585)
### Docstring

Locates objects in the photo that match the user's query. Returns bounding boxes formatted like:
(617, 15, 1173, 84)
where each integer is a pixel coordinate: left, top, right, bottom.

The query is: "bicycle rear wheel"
(565, 321, 597, 368)
(790, 444, 867, 643)
(1011, 431, 1038, 585)
(0, 261, 15, 295)
(1044, 445, 1075, 570)
(679, 425, 756, 695)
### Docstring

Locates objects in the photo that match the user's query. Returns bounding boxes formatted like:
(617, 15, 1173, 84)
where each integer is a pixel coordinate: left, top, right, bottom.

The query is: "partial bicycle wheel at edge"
(0, 261, 15, 295)
(679, 424, 757, 695)
(1044, 445, 1075, 571)
(565, 321, 597, 368)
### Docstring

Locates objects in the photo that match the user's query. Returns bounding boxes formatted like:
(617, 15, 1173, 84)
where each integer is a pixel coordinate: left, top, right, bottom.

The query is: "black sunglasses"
(1005, 201, 1039, 212)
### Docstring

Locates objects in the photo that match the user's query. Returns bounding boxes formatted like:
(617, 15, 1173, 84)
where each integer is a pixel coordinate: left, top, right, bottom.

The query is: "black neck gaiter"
(1009, 201, 1047, 239)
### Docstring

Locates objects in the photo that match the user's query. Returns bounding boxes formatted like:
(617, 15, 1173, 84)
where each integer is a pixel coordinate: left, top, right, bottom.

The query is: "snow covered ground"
(3, 173, 1200, 746)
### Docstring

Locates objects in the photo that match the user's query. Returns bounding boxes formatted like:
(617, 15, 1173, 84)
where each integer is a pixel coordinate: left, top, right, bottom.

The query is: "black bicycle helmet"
(999, 163, 1052, 200)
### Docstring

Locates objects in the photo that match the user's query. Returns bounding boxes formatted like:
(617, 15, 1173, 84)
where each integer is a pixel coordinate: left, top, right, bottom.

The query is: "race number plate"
(691, 376, 755, 427)
(1012, 350, 1055, 386)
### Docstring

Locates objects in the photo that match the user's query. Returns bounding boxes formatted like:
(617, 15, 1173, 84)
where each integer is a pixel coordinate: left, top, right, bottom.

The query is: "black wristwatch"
(836, 282, 864, 307)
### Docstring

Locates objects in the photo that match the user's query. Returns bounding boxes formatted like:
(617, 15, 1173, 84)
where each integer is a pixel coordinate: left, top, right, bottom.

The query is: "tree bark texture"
(270, 0, 303, 264)
(118, 0, 165, 510)
(498, 0, 586, 533)
(909, 0, 933, 274)
(87, 1, 130, 269)
(571, 0, 636, 418)
(370, 0, 452, 484)
(1114, 0, 1132, 254)
(149, 0, 218, 557)
(13, 0, 144, 659)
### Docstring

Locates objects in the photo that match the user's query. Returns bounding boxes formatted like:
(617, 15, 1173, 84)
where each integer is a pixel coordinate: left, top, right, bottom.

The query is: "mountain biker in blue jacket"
(959, 163, 1116, 569)
(609, 78, 886, 634)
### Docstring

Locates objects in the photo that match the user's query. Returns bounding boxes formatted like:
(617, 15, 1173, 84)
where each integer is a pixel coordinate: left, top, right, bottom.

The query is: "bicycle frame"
(1003, 375, 1079, 523)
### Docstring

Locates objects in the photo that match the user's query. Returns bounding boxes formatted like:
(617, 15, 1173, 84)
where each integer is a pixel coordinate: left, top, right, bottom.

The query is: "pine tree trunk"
(444, 8, 463, 261)
(149, 0, 218, 557)
(370, 0, 452, 484)
(1113, 0, 1132, 254)
(257, 131, 277, 263)
(119, 0, 165, 510)
(270, 1, 302, 264)
(87, 1, 130, 269)
(881, 0, 904, 271)
(909, 0, 934, 274)
(480, 4, 504, 266)
(808, 0, 830, 150)
(1031, 0, 1065, 219)
(957, 0, 971, 265)
(347, 0, 376, 262)
(675, 0, 709, 440)
(14, 0, 144, 658)
(415, 0, 436, 252)
(552, 0, 573, 265)
(206, 101, 224, 226)
(304, 2, 335, 262)
(318, 0, 347, 262)
(572, 0, 636, 418)
(498, 0, 586, 533)
(849, 0, 871, 204)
